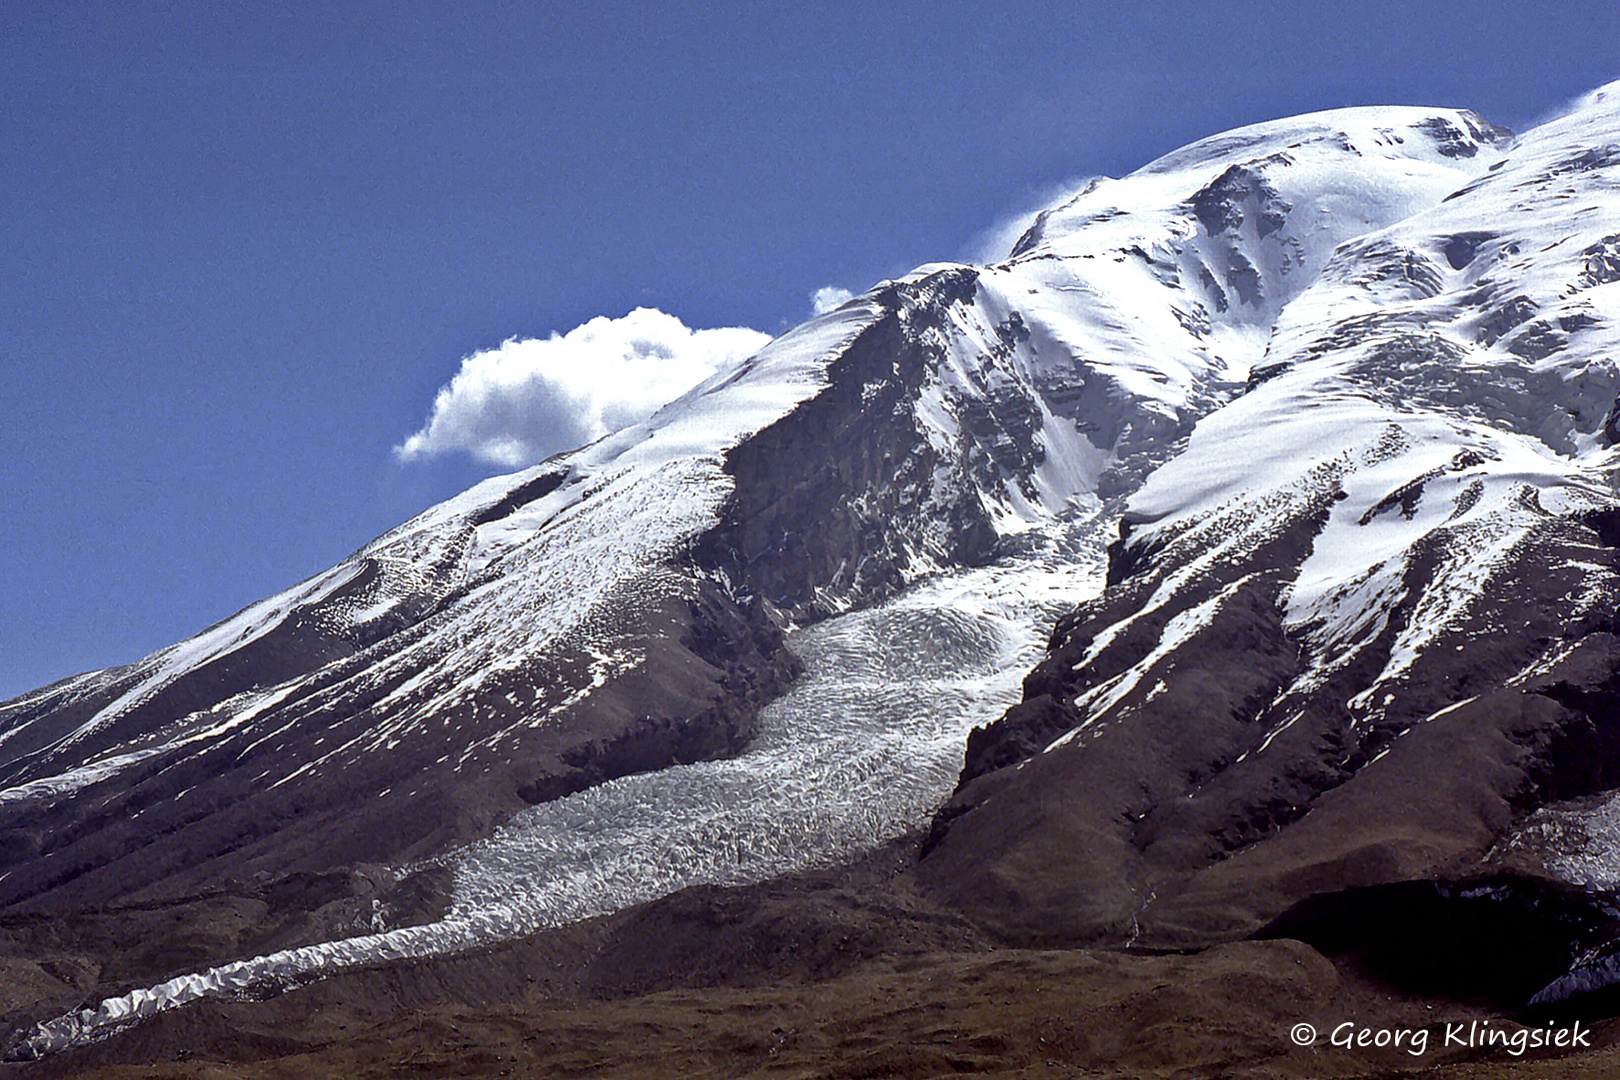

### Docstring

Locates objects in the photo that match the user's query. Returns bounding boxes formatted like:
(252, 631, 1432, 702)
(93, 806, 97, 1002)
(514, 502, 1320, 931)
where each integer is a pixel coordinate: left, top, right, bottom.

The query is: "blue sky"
(3, 1, 1618, 698)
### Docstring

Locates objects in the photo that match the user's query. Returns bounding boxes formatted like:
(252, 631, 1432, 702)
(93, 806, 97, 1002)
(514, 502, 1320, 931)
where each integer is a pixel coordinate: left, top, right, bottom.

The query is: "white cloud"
(395, 307, 771, 467)
(810, 285, 855, 315)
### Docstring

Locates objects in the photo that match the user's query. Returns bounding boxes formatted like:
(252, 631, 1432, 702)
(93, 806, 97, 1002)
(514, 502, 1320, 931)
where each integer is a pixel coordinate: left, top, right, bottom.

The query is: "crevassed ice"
(15, 518, 1108, 1058)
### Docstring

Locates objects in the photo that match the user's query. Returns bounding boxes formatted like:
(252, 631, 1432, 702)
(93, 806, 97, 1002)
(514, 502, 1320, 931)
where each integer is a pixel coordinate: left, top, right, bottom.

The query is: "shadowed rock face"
(1255, 873, 1617, 1008)
(695, 269, 1000, 622)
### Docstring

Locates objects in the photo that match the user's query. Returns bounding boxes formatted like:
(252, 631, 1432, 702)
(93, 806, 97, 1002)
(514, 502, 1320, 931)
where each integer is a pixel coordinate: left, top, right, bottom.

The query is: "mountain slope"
(0, 102, 1505, 918)
(922, 83, 1620, 951)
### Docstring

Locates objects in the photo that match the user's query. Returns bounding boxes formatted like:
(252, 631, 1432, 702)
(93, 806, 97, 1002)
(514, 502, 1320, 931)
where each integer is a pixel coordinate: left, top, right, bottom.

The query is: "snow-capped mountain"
(9, 84, 1620, 1057)
(924, 83, 1620, 950)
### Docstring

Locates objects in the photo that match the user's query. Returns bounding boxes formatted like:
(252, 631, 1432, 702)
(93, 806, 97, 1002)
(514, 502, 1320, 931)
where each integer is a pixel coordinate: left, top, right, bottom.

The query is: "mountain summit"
(8, 85, 1620, 1061)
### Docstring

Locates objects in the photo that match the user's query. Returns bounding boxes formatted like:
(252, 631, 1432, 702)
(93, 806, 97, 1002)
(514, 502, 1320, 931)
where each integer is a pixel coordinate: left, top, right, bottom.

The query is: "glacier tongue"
(14, 520, 1107, 1058)
(449, 522, 1107, 919)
